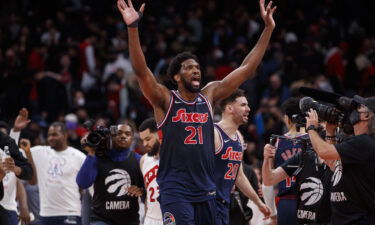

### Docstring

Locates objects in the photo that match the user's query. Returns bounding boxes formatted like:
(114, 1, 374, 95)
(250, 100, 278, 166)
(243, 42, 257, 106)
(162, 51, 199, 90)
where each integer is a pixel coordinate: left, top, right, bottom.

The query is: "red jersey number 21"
(184, 126, 203, 144)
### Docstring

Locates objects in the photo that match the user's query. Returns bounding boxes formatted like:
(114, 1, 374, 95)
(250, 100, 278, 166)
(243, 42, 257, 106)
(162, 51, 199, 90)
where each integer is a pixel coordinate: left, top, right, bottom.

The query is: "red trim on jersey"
(157, 93, 174, 129)
(215, 124, 239, 142)
(157, 130, 164, 145)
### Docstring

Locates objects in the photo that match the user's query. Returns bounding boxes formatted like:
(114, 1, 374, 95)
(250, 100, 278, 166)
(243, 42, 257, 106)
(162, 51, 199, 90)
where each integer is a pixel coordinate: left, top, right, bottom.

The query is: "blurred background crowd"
(1, 0, 375, 166)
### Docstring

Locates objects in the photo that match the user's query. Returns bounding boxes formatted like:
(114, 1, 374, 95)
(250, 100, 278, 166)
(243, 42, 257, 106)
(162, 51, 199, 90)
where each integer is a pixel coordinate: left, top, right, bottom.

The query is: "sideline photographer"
(305, 95, 375, 224)
(262, 97, 333, 225)
(76, 121, 144, 225)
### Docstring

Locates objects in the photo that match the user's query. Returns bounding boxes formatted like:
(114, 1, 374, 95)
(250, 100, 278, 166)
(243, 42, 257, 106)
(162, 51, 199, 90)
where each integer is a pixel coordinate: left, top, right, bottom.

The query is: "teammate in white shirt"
(139, 118, 163, 225)
(22, 122, 86, 225)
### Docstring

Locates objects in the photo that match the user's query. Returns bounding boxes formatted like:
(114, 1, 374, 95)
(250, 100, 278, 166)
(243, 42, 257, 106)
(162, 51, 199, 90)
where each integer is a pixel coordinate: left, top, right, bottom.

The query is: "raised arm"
(117, 0, 170, 112)
(11, 108, 31, 142)
(203, 0, 276, 102)
(20, 139, 37, 185)
(262, 144, 289, 186)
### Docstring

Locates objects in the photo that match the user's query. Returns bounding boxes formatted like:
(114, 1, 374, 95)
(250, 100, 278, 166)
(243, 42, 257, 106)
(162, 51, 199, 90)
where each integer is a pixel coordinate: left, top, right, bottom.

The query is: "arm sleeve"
(280, 152, 301, 177)
(8, 137, 33, 180)
(9, 129, 20, 144)
(335, 135, 373, 165)
(262, 184, 277, 216)
(76, 155, 98, 189)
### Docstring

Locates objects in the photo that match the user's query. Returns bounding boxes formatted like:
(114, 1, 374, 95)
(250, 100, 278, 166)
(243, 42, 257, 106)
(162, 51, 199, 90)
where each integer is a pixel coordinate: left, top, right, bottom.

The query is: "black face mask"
(349, 110, 361, 125)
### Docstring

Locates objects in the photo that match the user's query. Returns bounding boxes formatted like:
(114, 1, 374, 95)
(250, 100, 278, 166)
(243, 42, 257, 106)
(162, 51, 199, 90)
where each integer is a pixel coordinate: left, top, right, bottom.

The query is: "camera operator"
(76, 122, 144, 225)
(305, 95, 375, 224)
(262, 97, 333, 225)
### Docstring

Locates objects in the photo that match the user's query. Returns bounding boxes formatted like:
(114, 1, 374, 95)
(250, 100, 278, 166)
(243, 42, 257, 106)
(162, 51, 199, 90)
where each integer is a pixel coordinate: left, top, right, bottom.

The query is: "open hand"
(117, 0, 145, 26)
(259, 0, 277, 28)
(14, 108, 31, 132)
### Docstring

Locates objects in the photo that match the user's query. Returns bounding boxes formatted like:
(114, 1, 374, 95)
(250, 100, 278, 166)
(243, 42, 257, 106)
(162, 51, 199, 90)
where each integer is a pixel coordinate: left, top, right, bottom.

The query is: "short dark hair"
(0, 121, 9, 134)
(219, 89, 246, 112)
(167, 52, 199, 82)
(50, 122, 67, 134)
(281, 97, 301, 119)
(139, 118, 157, 133)
(119, 121, 136, 136)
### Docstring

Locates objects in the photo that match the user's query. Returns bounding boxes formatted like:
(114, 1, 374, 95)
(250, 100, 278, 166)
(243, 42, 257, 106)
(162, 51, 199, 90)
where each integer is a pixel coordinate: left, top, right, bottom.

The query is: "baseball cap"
(353, 95, 375, 113)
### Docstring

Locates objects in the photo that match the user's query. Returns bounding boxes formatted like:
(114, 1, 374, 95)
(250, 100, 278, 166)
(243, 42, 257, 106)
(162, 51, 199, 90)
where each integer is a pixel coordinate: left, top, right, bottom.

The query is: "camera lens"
(87, 132, 102, 146)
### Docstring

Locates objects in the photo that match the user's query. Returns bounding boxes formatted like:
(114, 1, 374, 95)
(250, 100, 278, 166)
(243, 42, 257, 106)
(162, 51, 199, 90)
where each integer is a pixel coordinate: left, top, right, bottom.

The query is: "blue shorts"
(277, 198, 297, 225)
(40, 216, 81, 225)
(215, 199, 229, 225)
(159, 197, 217, 225)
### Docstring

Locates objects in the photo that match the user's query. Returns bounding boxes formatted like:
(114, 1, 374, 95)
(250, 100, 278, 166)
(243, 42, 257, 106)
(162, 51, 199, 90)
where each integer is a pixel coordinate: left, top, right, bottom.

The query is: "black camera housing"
(83, 120, 118, 156)
(299, 96, 359, 134)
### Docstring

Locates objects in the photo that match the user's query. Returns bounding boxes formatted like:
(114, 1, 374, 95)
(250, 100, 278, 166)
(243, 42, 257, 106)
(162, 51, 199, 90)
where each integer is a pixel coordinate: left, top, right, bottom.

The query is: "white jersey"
(0, 147, 17, 211)
(31, 146, 85, 217)
(141, 155, 162, 222)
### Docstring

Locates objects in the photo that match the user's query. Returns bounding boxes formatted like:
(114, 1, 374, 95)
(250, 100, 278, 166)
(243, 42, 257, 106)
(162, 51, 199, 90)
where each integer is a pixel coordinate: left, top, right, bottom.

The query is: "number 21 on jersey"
(184, 126, 203, 144)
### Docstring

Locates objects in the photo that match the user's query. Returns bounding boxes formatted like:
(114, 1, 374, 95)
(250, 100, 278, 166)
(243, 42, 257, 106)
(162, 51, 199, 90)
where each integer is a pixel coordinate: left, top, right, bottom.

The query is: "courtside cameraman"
(76, 122, 144, 225)
(263, 97, 332, 225)
(306, 95, 375, 224)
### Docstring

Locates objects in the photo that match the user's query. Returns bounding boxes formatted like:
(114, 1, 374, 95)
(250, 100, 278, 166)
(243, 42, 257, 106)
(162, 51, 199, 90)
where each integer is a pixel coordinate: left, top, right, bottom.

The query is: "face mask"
(349, 110, 361, 125)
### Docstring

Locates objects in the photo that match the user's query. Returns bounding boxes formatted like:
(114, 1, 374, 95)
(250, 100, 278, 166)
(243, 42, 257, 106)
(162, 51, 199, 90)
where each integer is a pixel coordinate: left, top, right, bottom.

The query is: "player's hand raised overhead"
(259, 0, 277, 28)
(117, 0, 145, 27)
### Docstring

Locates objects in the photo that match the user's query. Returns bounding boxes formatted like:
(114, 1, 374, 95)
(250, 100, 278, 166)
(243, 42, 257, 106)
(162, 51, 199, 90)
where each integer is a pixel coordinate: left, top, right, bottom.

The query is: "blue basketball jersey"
(157, 90, 216, 203)
(274, 134, 307, 197)
(214, 124, 244, 203)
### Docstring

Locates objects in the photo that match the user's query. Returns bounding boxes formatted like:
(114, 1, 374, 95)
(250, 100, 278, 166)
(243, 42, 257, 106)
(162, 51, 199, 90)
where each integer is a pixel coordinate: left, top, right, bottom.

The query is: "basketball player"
(117, 0, 276, 223)
(214, 90, 271, 225)
(139, 118, 162, 225)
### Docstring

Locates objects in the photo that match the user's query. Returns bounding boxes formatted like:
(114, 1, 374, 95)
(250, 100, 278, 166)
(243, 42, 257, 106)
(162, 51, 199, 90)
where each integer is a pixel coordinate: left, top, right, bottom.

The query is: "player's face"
(139, 129, 160, 156)
(231, 97, 250, 125)
(113, 124, 133, 149)
(47, 126, 67, 151)
(179, 59, 201, 93)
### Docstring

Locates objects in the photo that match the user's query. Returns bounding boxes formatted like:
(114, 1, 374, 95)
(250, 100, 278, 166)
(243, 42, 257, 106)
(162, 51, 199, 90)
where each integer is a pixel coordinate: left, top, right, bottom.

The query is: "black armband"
(128, 11, 143, 28)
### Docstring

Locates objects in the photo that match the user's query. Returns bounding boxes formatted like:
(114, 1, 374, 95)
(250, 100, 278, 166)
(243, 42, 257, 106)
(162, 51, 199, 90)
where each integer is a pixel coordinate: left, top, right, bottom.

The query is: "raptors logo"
(163, 212, 176, 225)
(300, 177, 323, 206)
(105, 169, 132, 196)
(332, 160, 342, 187)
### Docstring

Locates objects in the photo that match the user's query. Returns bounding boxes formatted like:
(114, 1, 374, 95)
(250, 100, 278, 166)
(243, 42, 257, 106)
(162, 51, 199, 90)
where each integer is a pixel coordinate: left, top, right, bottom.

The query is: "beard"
(181, 77, 201, 93)
(147, 140, 160, 156)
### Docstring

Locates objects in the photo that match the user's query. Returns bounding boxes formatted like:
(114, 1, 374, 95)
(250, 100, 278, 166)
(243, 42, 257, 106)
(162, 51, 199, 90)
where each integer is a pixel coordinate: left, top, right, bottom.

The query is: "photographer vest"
(91, 151, 143, 225)
(282, 150, 332, 224)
